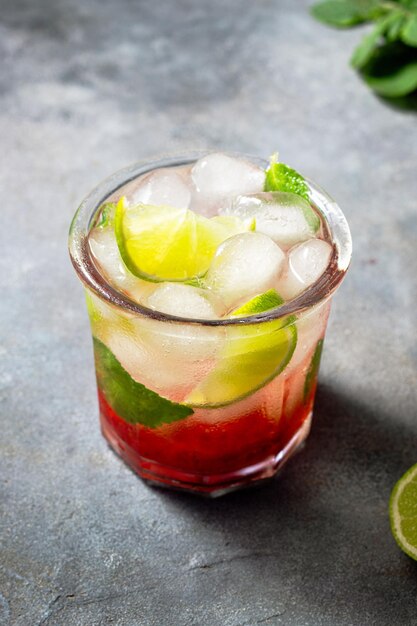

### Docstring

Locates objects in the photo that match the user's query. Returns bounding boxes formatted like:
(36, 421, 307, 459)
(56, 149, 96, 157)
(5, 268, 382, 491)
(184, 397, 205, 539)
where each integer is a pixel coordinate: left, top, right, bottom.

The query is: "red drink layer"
(97, 334, 323, 495)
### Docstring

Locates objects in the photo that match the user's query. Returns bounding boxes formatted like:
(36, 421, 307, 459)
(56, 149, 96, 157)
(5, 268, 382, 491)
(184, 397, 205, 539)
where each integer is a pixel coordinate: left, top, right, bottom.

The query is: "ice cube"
(205, 231, 286, 308)
(103, 326, 196, 399)
(89, 226, 135, 289)
(221, 192, 320, 248)
(89, 226, 154, 303)
(86, 290, 119, 325)
(286, 300, 331, 373)
(140, 284, 224, 362)
(283, 363, 309, 420)
(147, 283, 224, 319)
(130, 168, 191, 209)
(191, 153, 265, 198)
(277, 238, 332, 300)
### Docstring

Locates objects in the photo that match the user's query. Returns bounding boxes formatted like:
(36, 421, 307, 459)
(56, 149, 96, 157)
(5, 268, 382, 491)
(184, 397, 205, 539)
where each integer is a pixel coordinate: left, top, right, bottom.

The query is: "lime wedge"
(185, 289, 297, 407)
(231, 289, 284, 317)
(115, 197, 251, 282)
(390, 463, 417, 561)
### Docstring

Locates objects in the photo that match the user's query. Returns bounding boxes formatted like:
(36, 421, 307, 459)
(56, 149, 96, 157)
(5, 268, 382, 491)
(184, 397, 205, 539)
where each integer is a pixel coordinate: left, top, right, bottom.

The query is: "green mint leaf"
(365, 59, 417, 95)
(310, 0, 417, 98)
(93, 337, 193, 428)
(398, 0, 417, 10)
(361, 41, 417, 96)
(311, 0, 372, 27)
(264, 159, 310, 201)
(97, 202, 116, 228)
(401, 14, 417, 46)
(304, 339, 324, 402)
(350, 16, 392, 69)
(386, 12, 407, 43)
(351, 28, 382, 69)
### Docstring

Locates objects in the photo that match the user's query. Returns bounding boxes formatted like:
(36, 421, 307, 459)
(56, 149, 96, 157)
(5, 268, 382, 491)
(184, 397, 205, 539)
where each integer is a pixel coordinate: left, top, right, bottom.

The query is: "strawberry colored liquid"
(98, 348, 320, 495)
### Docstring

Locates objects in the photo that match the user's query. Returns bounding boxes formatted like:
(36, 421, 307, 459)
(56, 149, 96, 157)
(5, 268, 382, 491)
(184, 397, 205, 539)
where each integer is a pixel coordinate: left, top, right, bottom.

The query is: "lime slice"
(185, 289, 297, 407)
(231, 289, 285, 317)
(389, 463, 417, 561)
(115, 197, 251, 282)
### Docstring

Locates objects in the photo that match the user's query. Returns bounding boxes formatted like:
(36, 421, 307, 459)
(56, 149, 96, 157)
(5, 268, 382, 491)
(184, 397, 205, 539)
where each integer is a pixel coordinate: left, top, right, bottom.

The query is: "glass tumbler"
(69, 153, 352, 496)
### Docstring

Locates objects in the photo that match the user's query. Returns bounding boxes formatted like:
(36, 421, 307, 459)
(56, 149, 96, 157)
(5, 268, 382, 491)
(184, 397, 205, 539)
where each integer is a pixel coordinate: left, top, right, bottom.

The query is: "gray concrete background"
(1, 1, 417, 624)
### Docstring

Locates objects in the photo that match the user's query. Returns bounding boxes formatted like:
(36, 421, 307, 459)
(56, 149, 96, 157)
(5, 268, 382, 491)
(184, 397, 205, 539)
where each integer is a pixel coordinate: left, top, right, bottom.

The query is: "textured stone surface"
(1, 1, 417, 625)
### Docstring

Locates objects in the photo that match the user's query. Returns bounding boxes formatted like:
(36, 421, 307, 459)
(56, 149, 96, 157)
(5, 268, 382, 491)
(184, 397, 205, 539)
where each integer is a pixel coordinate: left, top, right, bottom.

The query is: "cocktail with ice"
(69, 152, 351, 495)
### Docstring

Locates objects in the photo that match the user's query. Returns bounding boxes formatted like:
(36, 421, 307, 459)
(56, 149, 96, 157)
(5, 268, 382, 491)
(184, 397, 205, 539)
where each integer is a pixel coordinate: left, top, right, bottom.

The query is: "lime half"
(185, 289, 297, 407)
(115, 197, 251, 282)
(390, 463, 417, 561)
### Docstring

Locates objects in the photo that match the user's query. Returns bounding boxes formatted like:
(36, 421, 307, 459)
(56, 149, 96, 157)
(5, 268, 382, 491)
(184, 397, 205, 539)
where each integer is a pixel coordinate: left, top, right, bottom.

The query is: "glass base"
(101, 413, 312, 497)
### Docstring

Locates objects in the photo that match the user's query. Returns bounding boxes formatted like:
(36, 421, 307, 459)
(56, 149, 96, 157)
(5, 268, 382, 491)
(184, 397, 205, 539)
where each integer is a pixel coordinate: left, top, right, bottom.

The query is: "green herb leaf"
(311, 0, 373, 27)
(97, 202, 116, 228)
(399, 0, 417, 11)
(351, 25, 383, 68)
(361, 41, 417, 96)
(264, 158, 309, 201)
(350, 15, 392, 68)
(304, 339, 324, 402)
(386, 12, 407, 43)
(93, 337, 193, 428)
(311, 0, 417, 98)
(401, 14, 417, 47)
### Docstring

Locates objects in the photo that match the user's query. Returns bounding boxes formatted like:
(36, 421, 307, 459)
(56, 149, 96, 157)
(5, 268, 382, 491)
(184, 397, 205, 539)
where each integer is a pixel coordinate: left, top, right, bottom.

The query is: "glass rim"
(68, 151, 352, 327)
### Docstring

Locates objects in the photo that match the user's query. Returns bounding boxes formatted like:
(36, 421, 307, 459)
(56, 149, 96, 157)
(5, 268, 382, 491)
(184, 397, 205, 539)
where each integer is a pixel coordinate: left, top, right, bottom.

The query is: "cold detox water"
(69, 152, 351, 495)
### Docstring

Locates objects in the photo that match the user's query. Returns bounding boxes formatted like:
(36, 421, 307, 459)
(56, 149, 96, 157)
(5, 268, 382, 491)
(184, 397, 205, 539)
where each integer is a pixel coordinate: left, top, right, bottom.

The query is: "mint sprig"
(263, 155, 320, 232)
(93, 337, 193, 428)
(264, 156, 310, 201)
(311, 0, 417, 97)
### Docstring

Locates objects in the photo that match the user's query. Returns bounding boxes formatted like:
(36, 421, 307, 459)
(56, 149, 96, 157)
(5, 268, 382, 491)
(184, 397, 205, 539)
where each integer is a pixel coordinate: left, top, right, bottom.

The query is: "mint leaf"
(93, 337, 193, 428)
(264, 160, 309, 201)
(361, 41, 417, 96)
(386, 12, 407, 42)
(311, 0, 417, 98)
(311, 0, 373, 27)
(304, 339, 324, 402)
(399, 1, 417, 10)
(350, 15, 392, 68)
(402, 14, 417, 46)
(97, 202, 116, 228)
(351, 26, 382, 68)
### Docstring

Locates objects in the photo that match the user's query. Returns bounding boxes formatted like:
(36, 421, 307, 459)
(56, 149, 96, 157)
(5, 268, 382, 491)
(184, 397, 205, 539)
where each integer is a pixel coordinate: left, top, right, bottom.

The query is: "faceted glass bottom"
(100, 408, 312, 497)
